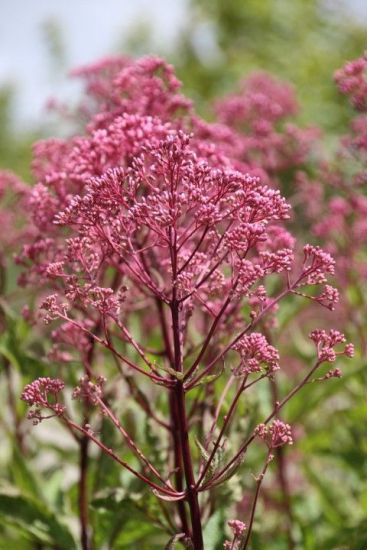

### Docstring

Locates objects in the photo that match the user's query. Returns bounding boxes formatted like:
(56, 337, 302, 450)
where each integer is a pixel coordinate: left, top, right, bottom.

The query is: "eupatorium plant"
(16, 57, 353, 549)
(292, 53, 367, 353)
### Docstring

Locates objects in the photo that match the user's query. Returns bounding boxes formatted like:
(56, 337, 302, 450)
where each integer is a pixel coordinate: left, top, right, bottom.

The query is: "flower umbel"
(255, 420, 293, 449)
(21, 377, 65, 425)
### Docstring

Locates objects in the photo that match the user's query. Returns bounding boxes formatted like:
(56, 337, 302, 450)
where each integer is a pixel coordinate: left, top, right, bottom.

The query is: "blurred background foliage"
(0, 87, 36, 179)
(2, 0, 367, 175)
(175, 0, 367, 130)
(1, 0, 367, 548)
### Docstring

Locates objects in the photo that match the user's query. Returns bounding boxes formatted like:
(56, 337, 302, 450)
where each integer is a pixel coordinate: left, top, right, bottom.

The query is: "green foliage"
(91, 488, 165, 548)
(203, 510, 225, 549)
(0, 490, 76, 548)
(0, 87, 35, 180)
(175, 0, 367, 131)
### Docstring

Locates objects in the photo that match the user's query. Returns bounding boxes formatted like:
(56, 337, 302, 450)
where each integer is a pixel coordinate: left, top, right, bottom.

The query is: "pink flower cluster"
(228, 519, 247, 537)
(232, 332, 279, 375)
(302, 244, 335, 284)
(13, 55, 349, 406)
(9, 53, 357, 548)
(21, 377, 65, 425)
(215, 72, 318, 178)
(255, 419, 293, 449)
(334, 53, 367, 111)
(223, 519, 247, 549)
(291, 54, 367, 352)
(310, 329, 354, 363)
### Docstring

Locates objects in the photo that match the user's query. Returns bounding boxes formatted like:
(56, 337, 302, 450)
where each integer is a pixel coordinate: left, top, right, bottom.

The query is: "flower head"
(255, 420, 293, 449)
(228, 519, 246, 537)
(310, 329, 354, 364)
(21, 378, 65, 425)
(232, 333, 279, 375)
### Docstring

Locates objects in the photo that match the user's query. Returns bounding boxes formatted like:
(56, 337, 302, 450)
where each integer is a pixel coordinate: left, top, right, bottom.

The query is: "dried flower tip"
(324, 368, 343, 380)
(72, 375, 106, 405)
(40, 294, 69, 323)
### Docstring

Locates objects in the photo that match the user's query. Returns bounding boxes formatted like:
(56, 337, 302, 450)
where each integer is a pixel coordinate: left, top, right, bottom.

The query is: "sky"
(0, 0, 366, 128)
(0, 0, 187, 127)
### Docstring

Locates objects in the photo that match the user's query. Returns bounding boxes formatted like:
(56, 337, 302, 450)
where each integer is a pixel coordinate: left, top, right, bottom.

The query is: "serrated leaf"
(208, 449, 247, 488)
(195, 438, 210, 462)
(195, 438, 225, 484)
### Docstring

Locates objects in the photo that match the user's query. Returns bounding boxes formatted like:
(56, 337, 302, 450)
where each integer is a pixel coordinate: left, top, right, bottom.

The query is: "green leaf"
(286, 359, 366, 423)
(0, 490, 76, 549)
(208, 449, 247, 488)
(164, 532, 187, 549)
(324, 521, 367, 550)
(156, 364, 184, 380)
(302, 463, 347, 525)
(194, 438, 210, 462)
(91, 488, 166, 548)
(203, 510, 225, 550)
(0, 305, 48, 377)
(195, 438, 225, 483)
(9, 446, 44, 501)
(186, 362, 224, 389)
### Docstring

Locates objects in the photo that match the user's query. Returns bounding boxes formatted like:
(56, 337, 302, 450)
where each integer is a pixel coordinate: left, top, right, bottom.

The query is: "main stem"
(171, 299, 204, 550)
(157, 298, 189, 533)
(269, 378, 295, 550)
(169, 391, 190, 535)
(79, 434, 90, 550)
